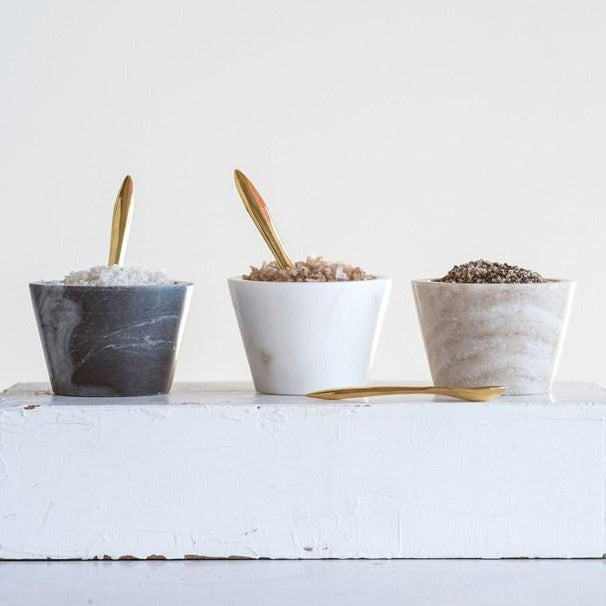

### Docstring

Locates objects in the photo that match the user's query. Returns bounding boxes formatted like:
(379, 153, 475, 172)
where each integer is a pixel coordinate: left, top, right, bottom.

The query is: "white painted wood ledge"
(1, 382, 605, 560)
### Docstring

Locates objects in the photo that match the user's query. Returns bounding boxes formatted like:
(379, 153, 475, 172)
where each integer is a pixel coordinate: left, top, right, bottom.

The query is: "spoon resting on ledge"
(306, 385, 506, 402)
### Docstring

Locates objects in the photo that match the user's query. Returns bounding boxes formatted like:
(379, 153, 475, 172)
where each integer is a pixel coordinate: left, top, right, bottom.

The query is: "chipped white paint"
(1, 382, 606, 560)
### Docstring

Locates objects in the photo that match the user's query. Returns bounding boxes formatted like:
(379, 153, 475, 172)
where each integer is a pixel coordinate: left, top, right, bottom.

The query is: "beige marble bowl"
(412, 279, 575, 395)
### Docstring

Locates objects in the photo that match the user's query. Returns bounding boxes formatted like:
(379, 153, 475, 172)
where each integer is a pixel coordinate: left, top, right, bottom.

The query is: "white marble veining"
(228, 278, 391, 395)
(29, 283, 192, 396)
(412, 280, 575, 395)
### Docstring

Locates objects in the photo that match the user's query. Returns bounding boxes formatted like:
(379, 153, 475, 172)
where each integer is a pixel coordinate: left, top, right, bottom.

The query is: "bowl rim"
(411, 278, 574, 286)
(29, 280, 194, 289)
(228, 275, 391, 286)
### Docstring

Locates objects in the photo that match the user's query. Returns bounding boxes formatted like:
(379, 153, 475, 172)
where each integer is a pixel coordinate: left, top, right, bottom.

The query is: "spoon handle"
(234, 169, 294, 269)
(108, 175, 134, 266)
(306, 385, 506, 402)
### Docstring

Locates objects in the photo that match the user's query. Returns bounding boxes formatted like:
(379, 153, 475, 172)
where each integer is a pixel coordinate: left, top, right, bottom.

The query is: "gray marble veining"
(30, 282, 193, 396)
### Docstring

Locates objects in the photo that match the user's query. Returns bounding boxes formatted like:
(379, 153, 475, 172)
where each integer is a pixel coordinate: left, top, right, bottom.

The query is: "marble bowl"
(412, 279, 575, 395)
(30, 282, 193, 397)
(229, 277, 391, 395)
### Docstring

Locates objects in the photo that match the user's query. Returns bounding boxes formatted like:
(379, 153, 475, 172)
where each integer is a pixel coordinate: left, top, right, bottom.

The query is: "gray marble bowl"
(30, 282, 193, 397)
(412, 279, 575, 395)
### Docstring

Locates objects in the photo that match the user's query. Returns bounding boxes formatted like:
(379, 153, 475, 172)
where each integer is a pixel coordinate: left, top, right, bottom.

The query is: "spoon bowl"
(234, 169, 294, 269)
(108, 174, 134, 266)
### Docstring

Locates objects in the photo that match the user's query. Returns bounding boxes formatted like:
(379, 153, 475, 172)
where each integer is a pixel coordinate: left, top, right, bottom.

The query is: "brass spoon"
(307, 385, 506, 402)
(108, 175, 134, 266)
(234, 169, 294, 269)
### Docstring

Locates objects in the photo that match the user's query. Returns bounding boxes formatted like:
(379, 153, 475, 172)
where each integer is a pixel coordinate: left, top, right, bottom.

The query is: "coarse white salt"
(63, 265, 175, 287)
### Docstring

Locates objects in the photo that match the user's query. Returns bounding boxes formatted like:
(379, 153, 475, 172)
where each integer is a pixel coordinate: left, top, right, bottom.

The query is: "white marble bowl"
(229, 277, 391, 395)
(412, 279, 575, 395)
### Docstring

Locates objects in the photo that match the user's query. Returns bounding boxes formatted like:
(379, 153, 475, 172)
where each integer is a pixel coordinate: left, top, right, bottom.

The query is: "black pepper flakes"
(437, 259, 546, 284)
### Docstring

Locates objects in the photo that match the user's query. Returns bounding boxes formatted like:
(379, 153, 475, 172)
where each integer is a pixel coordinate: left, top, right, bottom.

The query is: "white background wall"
(1, 0, 604, 388)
